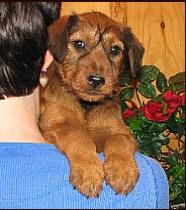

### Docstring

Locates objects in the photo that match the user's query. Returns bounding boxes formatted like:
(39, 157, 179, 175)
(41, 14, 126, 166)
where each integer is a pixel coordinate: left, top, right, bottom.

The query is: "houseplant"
(119, 65, 185, 209)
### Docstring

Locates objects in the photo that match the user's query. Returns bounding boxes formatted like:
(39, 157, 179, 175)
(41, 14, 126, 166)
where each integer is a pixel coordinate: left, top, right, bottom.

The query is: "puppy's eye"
(73, 40, 85, 49)
(110, 45, 121, 56)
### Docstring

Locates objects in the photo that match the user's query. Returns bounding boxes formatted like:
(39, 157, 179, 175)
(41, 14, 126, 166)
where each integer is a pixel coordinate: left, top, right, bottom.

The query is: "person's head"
(0, 2, 62, 99)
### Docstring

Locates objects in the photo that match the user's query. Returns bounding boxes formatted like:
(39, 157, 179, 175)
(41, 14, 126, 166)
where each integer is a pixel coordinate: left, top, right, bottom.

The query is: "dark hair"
(0, 2, 61, 98)
(35, 2, 62, 27)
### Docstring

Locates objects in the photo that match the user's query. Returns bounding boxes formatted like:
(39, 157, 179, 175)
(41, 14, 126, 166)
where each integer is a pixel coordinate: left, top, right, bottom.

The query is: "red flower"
(163, 90, 181, 111)
(123, 108, 136, 119)
(141, 90, 184, 122)
(178, 93, 185, 106)
(141, 101, 171, 122)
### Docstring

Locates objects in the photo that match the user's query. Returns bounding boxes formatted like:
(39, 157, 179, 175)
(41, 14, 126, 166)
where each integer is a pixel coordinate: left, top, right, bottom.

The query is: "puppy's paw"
(104, 155, 139, 195)
(70, 155, 104, 198)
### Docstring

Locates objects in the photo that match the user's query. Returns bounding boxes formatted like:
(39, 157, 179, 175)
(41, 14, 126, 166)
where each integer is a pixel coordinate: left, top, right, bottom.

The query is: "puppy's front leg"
(87, 102, 139, 195)
(40, 107, 104, 198)
(57, 123, 104, 198)
(103, 132, 139, 195)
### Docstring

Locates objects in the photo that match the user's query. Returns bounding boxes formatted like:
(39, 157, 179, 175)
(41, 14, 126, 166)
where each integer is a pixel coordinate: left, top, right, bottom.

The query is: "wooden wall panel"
(61, 2, 185, 77)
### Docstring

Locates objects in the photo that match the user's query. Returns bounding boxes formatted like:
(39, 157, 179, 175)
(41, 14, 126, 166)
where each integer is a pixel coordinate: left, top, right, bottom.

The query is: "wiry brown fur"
(39, 12, 144, 198)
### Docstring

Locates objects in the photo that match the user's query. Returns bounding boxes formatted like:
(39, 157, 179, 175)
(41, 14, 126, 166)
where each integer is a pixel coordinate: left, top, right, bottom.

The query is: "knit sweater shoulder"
(0, 143, 169, 209)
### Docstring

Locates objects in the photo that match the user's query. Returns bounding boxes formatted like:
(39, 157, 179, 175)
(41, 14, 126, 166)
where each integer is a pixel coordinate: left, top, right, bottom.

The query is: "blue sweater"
(0, 143, 169, 209)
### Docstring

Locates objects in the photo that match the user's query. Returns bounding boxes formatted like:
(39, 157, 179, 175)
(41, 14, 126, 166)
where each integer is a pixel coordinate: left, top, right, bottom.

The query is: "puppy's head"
(48, 12, 144, 102)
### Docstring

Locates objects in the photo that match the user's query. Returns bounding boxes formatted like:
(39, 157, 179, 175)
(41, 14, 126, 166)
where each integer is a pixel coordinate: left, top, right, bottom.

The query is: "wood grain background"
(61, 2, 185, 77)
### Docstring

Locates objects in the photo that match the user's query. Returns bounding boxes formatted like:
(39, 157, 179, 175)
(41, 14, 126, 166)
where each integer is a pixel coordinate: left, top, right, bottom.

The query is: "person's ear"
(42, 50, 54, 70)
(40, 50, 54, 87)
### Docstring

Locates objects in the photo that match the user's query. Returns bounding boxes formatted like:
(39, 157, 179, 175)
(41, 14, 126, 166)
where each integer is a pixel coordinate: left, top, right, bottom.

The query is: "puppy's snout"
(87, 74, 105, 88)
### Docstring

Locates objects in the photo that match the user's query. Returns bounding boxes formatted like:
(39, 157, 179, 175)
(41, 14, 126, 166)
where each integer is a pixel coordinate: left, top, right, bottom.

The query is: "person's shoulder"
(94, 152, 169, 209)
(0, 143, 169, 209)
(134, 152, 169, 208)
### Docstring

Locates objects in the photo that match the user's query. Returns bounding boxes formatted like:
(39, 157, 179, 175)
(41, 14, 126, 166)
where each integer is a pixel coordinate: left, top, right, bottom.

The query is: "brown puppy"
(39, 12, 144, 198)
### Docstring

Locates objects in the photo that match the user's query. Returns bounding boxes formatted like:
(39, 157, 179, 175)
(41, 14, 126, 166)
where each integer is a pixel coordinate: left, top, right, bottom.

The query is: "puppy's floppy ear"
(47, 14, 78, 63)
(122, 27, 144, 78)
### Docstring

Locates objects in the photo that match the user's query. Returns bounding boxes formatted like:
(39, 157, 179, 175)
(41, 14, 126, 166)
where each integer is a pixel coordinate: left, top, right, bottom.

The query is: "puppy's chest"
(79, 100, 101, 113)
(79, 98, 115, 113)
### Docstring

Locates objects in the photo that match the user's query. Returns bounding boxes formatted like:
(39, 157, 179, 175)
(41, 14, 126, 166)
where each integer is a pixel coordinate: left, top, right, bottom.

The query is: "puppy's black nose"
(87, 74, 105, 88)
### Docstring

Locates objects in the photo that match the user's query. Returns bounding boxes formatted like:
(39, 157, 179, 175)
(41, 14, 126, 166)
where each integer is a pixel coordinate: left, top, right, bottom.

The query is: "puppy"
(39, 12, 144, 198)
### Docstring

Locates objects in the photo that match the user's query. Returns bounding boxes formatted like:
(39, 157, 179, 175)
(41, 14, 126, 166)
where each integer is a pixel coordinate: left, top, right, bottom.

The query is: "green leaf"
(169, 72, 185, 85)
(169, 164, 185, 185)
(166, 155, 177, 166)
(156, 72, 168, 92)
(127, 118, 141, 131)
(120, 87, 134, 100)
(167, 114, 185, 137)
(138, 83, 157, 98)
(169, 71, 185, 94)
(141, 118, 167, 132)
(159, 134, 170, 145)
(179, 106, 185, 120)
(162, 102, 168, 115)
(167, 113, 177, 132)
(120, 101, 128, 111)
(152, 95, 164, 103)
(172, 83, 185, 93)
(175, 118, 185, 137)
(134, 130, 168, 160)
(138, 65, 160, 83)
(170, 190, 182, 201)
